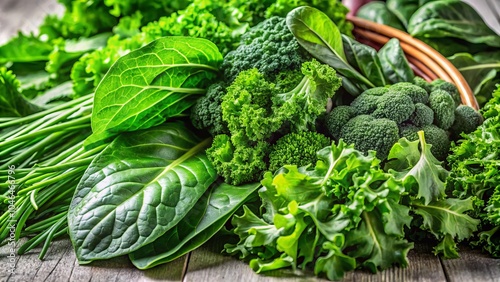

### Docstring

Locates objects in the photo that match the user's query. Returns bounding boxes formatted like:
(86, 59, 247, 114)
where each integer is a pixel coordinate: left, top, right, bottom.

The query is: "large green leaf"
(84, 36, 222, 148)
(448, 52, 500, 106)
(378, 38, 415, 84)
(129, 181, 260, 269)
(386, 0, 434, 28)
(68, 122, 217, 263)
(342, 35, 387, 87)
(286, 6, 375, 91)
(357, 1, 405, 31)
(408, 0, 500, 47)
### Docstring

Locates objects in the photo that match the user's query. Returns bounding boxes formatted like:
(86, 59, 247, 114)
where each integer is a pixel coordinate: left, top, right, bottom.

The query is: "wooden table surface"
(1, 0, 499, 281)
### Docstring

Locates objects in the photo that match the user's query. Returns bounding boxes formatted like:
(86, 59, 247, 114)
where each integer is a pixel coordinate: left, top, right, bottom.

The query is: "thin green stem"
(19, 167, 86, 194)
(0, 132, 68, 170)
(0, 116, 90, 148)
(34, 157, 95, 173)
(459, 63, 500, 71)
(0, 94, 93, 128)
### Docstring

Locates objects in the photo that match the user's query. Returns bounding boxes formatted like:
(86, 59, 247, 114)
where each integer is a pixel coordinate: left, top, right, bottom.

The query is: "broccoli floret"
(190, 82, 229, 136)
(372, 91, 415, 124)
(421, 124, 450, 160)
(325, 105, 356, 139)
(339, 115, 399, 159)
(428, 89, 456, 130)
(268, 131, 331, 172)
(450, 105, 483, 139)
(206, 134, 268, 185)
(409, 103, 434, 127)
(431, 79, 461, 107)
(398, 123, 450, 160)
(221, 16, 310, 83)
(399, 123, 420, 141)
(350, 87, 388, 115)
(389, 82, 429, 104)
(413, 76, 432, 93)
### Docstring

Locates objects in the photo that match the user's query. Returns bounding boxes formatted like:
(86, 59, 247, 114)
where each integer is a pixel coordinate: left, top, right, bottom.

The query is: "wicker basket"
(348, 16, 479, 110)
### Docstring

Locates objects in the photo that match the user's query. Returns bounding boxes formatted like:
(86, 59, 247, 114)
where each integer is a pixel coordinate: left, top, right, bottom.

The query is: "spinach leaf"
(408, 0, 500, 47)
(386, 0, 434, 28)
(378, 38, 415, 84)
(84, 36, 222, 148)
(286, 6, 375, 91)
(68, 122, 218, 263)
(356, 1, 405, 31)
(342, 35, 387, 87)
(448, 52, 500, 106)
(129, 181, 260, 269)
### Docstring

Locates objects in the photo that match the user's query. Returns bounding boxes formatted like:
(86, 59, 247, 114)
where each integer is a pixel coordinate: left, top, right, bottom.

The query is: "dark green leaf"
(68, 122, 217, 263)
(357, 1, 405, 30)
(342, 35, 387, 87)
(448, 52, 500, 106)
(386, 0, 434, 28)
(84, 36, 222, 148)
(286, 6, 374, 89)
(378, 38, 415, 84)
(129, 182, 260, 269)
(408, 0, 500, 47)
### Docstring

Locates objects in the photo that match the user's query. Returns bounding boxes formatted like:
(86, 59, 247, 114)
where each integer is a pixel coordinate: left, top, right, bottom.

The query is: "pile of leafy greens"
(0, 0, 494, 280)
(226, 131, 478, 280)
(446, 84, 500, 257)
(356, 0, 500, 106)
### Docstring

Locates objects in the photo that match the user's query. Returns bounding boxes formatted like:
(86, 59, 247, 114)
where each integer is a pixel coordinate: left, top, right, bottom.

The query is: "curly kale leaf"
(225, 140, 413, 279)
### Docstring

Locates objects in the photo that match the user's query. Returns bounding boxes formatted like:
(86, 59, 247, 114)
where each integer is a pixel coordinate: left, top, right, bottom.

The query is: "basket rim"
(348, 15, 479, 110)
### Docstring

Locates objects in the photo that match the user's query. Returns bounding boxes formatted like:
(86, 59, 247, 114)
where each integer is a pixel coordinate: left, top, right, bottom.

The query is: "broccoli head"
(339, 115, 399, 159)
(221, 16, 310, 82)
(450, 105, 483, 139)
(268, 131, 331, 172)
(399, 123, 420, 140)
(372, 91, 415, 124)
(350, 86, 388, 115)
(325, 105, 356, 139)
(431, 79, 461, 107)
(190, 81, 229, 136)
(413, 76, 432, 93)
(421, 124, 451, 161)
(398, 123, 450, 160)
(206, 134, 269, 185)
(409, 103, 434, 127)
(428, 89, 456, 130)
(389, 82, 429, 104)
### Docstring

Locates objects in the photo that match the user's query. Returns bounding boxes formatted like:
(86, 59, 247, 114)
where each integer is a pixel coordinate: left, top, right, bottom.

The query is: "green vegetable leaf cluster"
(225, 140, 413, 280)
(207, 59, 341, 185)
(446, 85, 500, 257)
